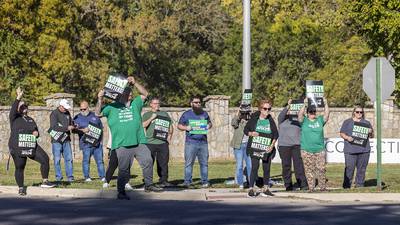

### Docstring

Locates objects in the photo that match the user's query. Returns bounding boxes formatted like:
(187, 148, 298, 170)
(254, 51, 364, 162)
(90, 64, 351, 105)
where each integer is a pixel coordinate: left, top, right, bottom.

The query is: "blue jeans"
(234, 142, 252, 185)
(82, 144, 105, 179)
(184, 142, 209, 184)
(52, 142, 74, 181)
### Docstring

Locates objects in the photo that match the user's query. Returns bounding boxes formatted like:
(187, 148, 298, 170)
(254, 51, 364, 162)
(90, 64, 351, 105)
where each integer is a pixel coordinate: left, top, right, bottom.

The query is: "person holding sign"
(244, 99, 279, 198)
(178, 96, 212, 188)
(143, 97, 174, 187)
(340, 106, 373, 189)
(49, 99, 75, 182)
(96, 76, 162, 200)
(230, 108, 252, 189)
(277, 99, 308, 191)
(298, 97, 330, 192)
(73, 101, 105, 182)
(9, 88, 55, 195)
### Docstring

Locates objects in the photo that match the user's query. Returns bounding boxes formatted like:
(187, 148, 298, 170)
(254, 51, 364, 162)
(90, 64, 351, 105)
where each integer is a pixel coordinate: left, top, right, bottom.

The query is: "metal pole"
(243, 0, 251, 90)
(376, 58, 382, 191)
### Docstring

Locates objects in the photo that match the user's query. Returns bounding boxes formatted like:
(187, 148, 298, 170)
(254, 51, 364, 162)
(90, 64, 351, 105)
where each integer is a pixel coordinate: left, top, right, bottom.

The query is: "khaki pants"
(301, 150, 327, 191)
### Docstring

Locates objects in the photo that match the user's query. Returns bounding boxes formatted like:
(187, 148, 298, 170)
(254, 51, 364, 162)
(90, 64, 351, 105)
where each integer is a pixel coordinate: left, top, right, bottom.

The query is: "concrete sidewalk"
(1, 185, 399, 203)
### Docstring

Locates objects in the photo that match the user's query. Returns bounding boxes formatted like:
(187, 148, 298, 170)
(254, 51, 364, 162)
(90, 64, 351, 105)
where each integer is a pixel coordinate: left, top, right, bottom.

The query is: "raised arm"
(10, 87, 23, 122)
(231, 115, 240, 129)
(278, 99, 291, 124)
(128, 76, 148, 101)
(298, 98, 307, 123)
(95, 90, 104, 117)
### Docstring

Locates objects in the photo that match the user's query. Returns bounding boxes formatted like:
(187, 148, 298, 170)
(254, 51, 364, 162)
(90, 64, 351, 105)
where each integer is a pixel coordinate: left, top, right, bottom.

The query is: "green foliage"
(346, 0, 400, 104)
(0, 0, 397, 107)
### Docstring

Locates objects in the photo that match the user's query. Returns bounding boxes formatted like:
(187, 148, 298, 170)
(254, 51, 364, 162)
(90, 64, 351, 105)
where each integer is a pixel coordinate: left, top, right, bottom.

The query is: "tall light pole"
(242, 0, 251, 91)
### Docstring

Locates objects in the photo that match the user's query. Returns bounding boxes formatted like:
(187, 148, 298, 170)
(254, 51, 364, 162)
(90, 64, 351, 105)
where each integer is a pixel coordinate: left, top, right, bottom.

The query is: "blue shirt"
(74, 111, 103, 149)
(178, 109, 211, 144)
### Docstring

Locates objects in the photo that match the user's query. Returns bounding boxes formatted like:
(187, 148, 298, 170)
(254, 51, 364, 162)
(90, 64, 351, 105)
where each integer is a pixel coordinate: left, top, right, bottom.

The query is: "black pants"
(147, 143, 169, 183)
(278, 145, 308, 188)
(249, 152, 273, 188)
(343, 152, 370, 188)
(10, 146, 50, 187)
(105, 149, 119, 183)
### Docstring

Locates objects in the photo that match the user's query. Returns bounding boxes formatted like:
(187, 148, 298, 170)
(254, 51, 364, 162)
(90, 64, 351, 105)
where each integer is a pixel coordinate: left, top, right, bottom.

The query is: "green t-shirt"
(102, 96, 147, 150)
(255, 119, 272, 134)
(300, 115, 325, 153)
(142, 111, 172, 145)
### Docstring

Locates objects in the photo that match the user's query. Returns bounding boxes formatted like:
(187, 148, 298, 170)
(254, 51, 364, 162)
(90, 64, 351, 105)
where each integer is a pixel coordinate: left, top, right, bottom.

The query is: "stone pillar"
(382, 96, 397, 137)
(204, 95, 231, 159)
(44, 93, 75, 108)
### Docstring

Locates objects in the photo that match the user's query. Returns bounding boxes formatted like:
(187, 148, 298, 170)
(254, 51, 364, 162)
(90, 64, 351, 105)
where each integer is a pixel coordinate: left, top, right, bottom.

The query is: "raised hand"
(16, 87, 23, 100)
(127, 76, 136, 85)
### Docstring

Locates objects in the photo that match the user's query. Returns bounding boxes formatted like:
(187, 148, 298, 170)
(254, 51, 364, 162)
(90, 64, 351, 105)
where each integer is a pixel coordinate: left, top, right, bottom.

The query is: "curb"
(1, 186, 400, 203)
(0, 186, 206, 201)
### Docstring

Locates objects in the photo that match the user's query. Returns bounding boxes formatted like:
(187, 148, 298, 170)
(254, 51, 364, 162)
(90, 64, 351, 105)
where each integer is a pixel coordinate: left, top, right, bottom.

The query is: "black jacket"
(49, 108, 73, 143)
(244, 111, 279, 157)
(8, 99, 39, 151)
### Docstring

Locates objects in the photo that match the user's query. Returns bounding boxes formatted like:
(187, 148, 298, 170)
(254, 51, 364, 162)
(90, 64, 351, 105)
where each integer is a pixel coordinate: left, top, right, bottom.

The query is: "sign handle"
(376, 58, 382, 191)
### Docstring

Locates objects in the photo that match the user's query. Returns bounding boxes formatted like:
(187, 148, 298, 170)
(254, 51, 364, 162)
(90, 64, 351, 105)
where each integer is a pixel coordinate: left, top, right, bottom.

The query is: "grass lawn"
(0, 159, 399, 193)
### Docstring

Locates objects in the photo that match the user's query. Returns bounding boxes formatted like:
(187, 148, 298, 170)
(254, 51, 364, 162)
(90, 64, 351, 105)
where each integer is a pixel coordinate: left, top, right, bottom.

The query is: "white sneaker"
(202, 183, 210, 188)
(239, 185, 244, 189)
(103, 182, 109, 188)
(85, 178, 92, 182)
(125, 183, 134, 191)
(101, 177, 106, 182)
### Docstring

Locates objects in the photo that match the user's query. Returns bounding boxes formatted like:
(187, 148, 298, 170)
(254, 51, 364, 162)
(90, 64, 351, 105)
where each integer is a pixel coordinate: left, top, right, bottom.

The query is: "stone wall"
(1, 94, 398, 161)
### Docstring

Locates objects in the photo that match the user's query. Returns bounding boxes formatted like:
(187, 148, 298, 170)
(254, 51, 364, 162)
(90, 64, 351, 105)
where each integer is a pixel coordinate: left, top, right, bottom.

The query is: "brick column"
(204, 95, 231, 159)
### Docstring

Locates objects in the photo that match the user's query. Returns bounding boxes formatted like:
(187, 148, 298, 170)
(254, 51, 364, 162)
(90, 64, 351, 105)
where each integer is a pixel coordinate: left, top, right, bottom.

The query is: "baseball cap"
(59, 99, 72, 110)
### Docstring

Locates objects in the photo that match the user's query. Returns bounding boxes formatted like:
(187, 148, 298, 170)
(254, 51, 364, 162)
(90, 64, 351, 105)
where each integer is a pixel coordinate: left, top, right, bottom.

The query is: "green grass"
(1, 159, 399, 192)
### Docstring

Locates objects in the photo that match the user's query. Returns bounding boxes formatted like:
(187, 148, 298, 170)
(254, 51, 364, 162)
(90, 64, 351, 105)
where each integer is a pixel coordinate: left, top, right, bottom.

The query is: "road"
(0, 194, 399, 225)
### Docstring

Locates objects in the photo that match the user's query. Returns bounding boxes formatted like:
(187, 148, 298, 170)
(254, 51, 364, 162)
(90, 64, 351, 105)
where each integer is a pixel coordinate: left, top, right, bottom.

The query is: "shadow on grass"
(364, 179, 388, 190)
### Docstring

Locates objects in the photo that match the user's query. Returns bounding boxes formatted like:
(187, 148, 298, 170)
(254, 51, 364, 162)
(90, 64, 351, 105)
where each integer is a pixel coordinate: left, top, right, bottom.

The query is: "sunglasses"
(262, 107, 272, 111)
(308, 111, 316, 114)
(355, 111, 364, 114)
(80, 108, 88, 111)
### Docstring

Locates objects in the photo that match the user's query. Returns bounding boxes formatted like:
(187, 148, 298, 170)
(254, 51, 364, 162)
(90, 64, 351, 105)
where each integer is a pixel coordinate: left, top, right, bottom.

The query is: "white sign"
(272, 138, 400, 164)
(362, 57, 395, 101)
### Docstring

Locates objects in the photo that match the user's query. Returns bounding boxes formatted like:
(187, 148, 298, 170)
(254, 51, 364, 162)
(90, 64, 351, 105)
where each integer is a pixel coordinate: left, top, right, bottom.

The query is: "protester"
(230, 108, 251, 189)
(8, 87, 55, 195)
(298, 98, 330, 192)
(277, 99, 308, 191)
(143, 97, 174, 187)
(96, 76, 162, 200)
(103, 130, 134, 190)
(49, 98, 75, 182)
(73, 101, 105, 182)
(178, 96, 212, 188)
(244, 99, 279, 197)
(340, 106, 373, 188)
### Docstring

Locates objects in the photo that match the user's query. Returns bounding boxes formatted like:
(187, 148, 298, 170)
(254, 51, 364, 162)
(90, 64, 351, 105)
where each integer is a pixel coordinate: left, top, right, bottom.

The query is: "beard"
(193, 106, 203, 114)
(81, 111, 90, 116)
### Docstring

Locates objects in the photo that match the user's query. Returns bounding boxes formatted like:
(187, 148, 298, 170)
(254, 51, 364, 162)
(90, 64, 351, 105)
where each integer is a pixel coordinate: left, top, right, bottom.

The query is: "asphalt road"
(0, 195, 399, 225)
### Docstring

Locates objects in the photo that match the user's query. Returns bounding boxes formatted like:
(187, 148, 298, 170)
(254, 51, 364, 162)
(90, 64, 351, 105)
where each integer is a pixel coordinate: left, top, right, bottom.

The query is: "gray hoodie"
(278, 107, 301, 146)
